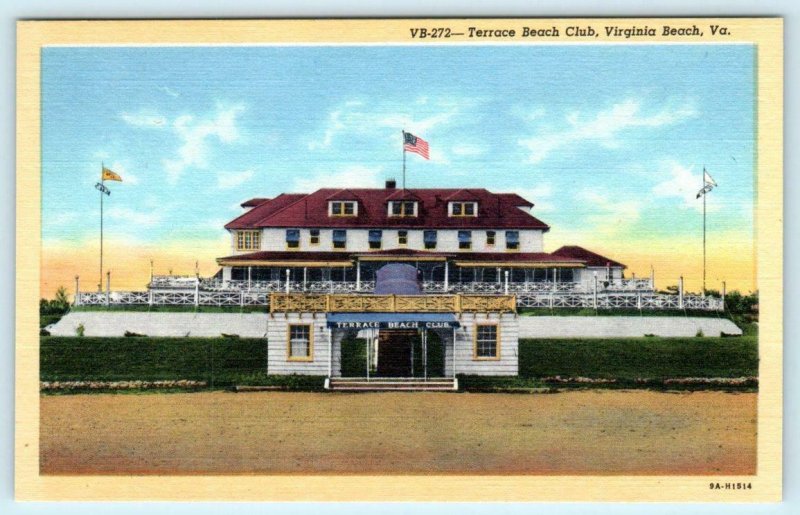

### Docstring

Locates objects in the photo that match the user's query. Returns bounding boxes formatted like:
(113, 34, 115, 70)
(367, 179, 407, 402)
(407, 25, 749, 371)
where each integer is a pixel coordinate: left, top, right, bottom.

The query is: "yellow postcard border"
(15, 18, 783, 502)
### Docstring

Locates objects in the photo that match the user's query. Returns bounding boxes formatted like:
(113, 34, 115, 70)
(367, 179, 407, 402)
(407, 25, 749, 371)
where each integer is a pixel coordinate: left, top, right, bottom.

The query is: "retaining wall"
(47, 312, 270, 338)
(518, 316, 742, 338)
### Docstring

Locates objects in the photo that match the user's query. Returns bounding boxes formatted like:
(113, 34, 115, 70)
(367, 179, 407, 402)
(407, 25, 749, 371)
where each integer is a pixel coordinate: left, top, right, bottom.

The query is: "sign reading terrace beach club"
(326, 313, 460, 329)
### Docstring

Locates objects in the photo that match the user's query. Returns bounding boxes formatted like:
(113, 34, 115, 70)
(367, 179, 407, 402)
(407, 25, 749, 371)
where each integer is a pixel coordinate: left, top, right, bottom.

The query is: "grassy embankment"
(41, 333, 757, 394)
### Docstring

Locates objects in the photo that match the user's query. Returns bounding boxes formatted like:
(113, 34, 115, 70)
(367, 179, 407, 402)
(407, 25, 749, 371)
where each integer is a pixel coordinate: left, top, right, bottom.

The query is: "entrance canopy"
(326, 312, 459, 330)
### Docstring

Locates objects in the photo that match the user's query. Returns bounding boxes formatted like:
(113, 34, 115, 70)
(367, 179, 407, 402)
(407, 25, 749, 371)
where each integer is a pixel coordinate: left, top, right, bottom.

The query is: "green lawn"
(40, 334, 757, 392)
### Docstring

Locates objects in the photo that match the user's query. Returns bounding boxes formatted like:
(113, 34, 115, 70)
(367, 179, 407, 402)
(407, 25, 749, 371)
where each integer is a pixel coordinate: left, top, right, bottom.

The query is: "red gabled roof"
(551, 246, 626, 268)
(225, 188, 550, 231)
(225, 193, 307, 230)
(443, 188, 481, 201)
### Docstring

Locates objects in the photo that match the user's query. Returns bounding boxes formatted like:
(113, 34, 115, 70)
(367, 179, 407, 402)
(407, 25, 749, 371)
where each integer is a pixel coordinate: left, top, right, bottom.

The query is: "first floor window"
(333, 229, 347, 249)
(398, 230, 408, 246)
(288, 324, 312, 360)
(368, 229, 382, 249)
(423, 230, 437, 249)
(309, 229, 320, 245)
(236, 230, 261, 251)
(285, 229, 300, 249)
(458, 230, 472, 250)
(505, 230, 520, 250)
(475, 324, 499, 359)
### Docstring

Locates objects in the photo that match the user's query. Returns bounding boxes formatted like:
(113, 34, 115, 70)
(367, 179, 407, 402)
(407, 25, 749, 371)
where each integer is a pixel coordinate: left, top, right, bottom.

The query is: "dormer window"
(329, 200, 357, 217)
(388, 200, 418, 217)
(449, 201, 478, 217)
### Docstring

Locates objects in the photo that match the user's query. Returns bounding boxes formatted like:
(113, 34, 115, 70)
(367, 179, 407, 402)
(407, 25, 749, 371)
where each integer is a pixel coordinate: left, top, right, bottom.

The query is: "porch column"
(303, 267, 308, 291)
(423, 330, 428, 381)
(356, 260, 361, 291)
(496, 267, 501, 284)
(678, 275, 685, 309)
(650, 265, 655, 290)
(452, 327, 457, 379)
(366, 329, 371, 381)
(194, 275, 199, 307)
(327, 328, 333, 380)
(247, 266, 252, 291)
(593, 271, 598, 310)
(504, 270, 509, 295)
(74, 275, 80, 306)
(149, 259, 154, 283)
(444, 260, 449, 292)
(106, 270, 111, 306)
(285, 268, 291, 293)
(553, 267, 557, 292)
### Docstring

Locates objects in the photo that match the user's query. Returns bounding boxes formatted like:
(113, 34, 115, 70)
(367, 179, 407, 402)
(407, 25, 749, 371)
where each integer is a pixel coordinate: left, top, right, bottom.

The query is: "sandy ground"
(40, 390, 756, 475)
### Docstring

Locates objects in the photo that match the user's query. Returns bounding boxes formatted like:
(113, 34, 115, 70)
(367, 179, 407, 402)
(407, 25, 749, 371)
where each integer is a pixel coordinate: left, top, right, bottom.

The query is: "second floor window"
(309, 229, 320, 245)
(236, 230, 260, 251)
(285, 229, 300, 249)
(458, 230, 472, 250)
(506, 230, 520, 250)
(486, 230, 496, 246)
(332, 229, 347, 249)
(397, 230, 408, 246)
(388, 201, 418, 217)
(368, 230, 382, 249)
(330, 201, 357, 217)
(449, 201, 477, 217)
(423, 230, 437, 250)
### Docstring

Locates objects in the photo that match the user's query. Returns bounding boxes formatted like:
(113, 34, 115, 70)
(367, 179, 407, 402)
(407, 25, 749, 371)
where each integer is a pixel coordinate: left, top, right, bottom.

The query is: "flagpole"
(99, 163, 105, 291)
(702, 167, 707, 296)
(402, 130, 406, 189)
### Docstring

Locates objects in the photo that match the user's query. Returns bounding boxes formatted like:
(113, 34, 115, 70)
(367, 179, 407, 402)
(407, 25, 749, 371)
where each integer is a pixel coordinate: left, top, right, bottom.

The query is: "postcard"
(16, 18, 782, 501)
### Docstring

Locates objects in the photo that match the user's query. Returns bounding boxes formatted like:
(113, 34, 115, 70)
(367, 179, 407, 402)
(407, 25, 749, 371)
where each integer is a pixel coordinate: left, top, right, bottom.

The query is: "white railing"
(516, 292, 722, 311)
(76, 289, 722, 311)
(148, 275, 199, 289)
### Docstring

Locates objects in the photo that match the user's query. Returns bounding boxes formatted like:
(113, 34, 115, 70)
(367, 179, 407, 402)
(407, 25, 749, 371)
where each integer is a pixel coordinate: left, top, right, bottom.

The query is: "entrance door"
(376, 329, 416, 377)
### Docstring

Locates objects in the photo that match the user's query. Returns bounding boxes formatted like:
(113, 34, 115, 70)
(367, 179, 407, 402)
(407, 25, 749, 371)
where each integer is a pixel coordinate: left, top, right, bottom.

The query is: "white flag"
(697, 168, 717, 198)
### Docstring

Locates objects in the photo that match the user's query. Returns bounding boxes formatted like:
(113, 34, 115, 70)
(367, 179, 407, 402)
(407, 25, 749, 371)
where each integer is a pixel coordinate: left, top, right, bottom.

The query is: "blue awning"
(327, 312, 459, 329)
(368, 230, 382, 242)
(285, 229, 300, 242)
(423, 230, 437, 243)
(458, 231, 472, 242)
(505, 230, 519, 243)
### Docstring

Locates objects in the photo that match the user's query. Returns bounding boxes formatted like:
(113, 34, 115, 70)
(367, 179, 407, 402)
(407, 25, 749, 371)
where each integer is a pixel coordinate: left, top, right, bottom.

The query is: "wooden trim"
(454, 261, 584, 268)
(217, 259, 353, 267)
(357, 255, 446, 262)
(287, 323, 314, 362)
(472, 321, 501, 361)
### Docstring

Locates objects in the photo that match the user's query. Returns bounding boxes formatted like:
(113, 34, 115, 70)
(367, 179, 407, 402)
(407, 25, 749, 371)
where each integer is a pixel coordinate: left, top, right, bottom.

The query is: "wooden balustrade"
(269, 293, 516, 313)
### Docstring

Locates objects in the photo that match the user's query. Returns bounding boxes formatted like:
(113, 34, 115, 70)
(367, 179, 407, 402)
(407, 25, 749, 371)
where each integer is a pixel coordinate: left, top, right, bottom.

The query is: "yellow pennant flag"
(101, 166, 122, 182)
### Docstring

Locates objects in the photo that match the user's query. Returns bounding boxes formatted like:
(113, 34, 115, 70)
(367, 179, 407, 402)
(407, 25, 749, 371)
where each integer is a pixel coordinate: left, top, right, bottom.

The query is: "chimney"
(385, 178, 397, 189)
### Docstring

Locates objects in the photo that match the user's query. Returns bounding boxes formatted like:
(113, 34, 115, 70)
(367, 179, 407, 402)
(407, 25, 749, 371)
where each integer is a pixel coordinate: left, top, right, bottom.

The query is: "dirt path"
(40, 390, 756, 475)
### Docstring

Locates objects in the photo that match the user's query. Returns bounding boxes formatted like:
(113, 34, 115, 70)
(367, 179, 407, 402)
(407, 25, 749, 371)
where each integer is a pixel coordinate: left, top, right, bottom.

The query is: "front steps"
(327, 377, 458, 392)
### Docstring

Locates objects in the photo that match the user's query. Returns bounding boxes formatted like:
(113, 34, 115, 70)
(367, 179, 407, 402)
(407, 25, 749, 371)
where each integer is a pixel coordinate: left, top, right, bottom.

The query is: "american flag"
(403, 131, 430, 159)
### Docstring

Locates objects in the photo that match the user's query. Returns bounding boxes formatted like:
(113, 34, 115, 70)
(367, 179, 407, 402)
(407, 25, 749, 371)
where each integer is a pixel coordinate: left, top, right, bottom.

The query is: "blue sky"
(41, 44, 755, 285)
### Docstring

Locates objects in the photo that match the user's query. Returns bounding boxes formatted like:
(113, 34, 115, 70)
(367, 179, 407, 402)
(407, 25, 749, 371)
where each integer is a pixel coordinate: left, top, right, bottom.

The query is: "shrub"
(75, 323, 85, 337)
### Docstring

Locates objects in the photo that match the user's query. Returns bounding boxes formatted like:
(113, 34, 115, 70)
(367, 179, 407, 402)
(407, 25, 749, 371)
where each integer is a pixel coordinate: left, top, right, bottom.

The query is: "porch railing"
(74, 289, 722, 311)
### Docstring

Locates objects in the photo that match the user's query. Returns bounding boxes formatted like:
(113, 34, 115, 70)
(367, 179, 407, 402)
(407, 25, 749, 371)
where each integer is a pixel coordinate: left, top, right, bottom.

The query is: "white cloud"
(106, 206, 162, 227)
(651, 161, 713, 212)
(120, 110, 167, 128)
(307, 99, 462, 154)
(159, 86, 180, 98)
(293, 165, 384, 191)
(162, 104, 246, 184)
(518, 99, 696, 164)
(217, 169, 255, 190)
(577, 188, 643, 230)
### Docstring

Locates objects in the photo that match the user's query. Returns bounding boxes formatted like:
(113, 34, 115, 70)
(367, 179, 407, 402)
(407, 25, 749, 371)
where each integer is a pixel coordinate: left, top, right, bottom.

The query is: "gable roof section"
(240, 198, 270, 208)
(225, 188, 550, 230)
(225, 193, 307, 230)
(551, 245, 626, 268)
(443, 188, 481, 202)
